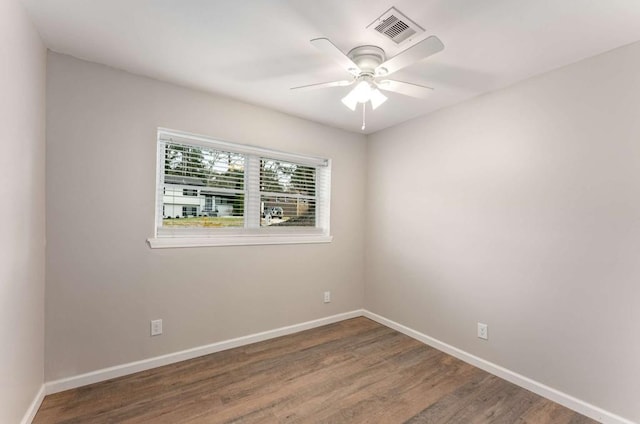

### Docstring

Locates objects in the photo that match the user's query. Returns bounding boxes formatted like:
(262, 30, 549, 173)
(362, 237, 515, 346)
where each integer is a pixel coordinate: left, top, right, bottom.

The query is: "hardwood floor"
(34, 317, 598, 423)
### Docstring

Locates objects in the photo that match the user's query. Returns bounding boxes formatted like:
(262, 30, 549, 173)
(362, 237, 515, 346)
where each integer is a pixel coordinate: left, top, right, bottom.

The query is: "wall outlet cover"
(477, 322, 488, 340)
(151, 319, 163, 336)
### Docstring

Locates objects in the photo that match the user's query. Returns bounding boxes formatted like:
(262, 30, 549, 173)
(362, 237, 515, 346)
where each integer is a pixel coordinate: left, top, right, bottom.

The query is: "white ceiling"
(22, 0, 640, 134)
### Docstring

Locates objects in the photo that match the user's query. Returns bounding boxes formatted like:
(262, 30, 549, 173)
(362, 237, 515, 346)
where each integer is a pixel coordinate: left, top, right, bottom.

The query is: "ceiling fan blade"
(290, 80, 353, 91)
(376, 80, 434, 98)
(375, 36, 444, 76)
(311, 38, 361, 76)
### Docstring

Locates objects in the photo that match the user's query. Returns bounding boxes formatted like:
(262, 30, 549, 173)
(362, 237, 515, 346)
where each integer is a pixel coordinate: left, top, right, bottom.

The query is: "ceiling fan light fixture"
(342, 80, 373, 110)
(369, 89, 388, 110)
(353, 80, 374, 103)
(341, 89, 359, 111)
(341, 79, 387, 111)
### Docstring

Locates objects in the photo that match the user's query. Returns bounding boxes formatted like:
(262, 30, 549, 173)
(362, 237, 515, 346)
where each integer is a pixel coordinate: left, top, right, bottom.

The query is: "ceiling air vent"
(367, 7, 425, 45)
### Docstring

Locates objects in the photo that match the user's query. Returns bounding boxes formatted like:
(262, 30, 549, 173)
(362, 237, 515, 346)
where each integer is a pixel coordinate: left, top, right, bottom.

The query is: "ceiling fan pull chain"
(361, 103, 366, 131)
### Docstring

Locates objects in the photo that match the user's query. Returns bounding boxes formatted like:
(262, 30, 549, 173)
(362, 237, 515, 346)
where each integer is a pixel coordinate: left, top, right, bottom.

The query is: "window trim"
(147, 128, 332, 248)
(148, 234, 333, 249)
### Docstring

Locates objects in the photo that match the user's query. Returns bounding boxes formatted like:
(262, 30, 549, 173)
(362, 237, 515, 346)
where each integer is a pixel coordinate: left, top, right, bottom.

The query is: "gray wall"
(0, 0, 46, 422)
(45, 53, 367, 381)
(366, 41, 640, 422)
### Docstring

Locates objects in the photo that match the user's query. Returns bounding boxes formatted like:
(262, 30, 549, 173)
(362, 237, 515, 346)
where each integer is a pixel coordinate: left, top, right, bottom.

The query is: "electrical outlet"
(151, 319, 163, 336)
(323, 291, 331, 303)
(477, 322, 488, 340)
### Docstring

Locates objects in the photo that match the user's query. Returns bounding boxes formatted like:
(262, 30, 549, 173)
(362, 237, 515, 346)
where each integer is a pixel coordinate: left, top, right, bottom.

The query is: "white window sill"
(147, 234, 333, 248)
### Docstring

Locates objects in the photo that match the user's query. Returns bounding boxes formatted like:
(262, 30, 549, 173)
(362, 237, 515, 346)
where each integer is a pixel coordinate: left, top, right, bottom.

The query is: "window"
(148, 129, 332, 248)
(182, 206, 197, 217)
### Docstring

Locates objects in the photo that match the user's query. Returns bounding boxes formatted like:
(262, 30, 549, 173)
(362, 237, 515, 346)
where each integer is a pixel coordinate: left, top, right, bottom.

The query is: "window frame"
(147, 128, 332, 248)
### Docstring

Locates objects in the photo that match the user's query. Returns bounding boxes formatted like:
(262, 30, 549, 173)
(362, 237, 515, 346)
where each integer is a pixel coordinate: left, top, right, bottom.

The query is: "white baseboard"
(21, 384, 45, 424)
(45, 309, 364, 395)
(363, 310, 636, 424)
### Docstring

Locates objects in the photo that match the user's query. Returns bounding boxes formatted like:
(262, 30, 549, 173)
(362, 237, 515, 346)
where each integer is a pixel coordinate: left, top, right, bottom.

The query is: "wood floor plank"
(33, 317, 599, 424)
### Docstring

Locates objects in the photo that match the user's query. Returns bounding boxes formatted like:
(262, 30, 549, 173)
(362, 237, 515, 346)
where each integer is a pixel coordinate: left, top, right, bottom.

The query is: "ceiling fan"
(291, 36, 444, 128)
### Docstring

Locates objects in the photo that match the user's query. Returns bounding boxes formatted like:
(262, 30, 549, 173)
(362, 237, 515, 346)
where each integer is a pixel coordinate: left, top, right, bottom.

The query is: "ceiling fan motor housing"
(347, 45, 386, 76)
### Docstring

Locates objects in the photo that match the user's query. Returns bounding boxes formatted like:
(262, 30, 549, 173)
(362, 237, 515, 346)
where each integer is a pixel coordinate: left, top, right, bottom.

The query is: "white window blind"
(149, 129, 332, 248)
(160, 140, 245, 225)
(259, 158, 317, 227)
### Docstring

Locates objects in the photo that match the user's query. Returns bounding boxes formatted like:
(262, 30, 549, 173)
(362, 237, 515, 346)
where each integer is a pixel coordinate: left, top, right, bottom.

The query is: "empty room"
(3, 0, 640, 423)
